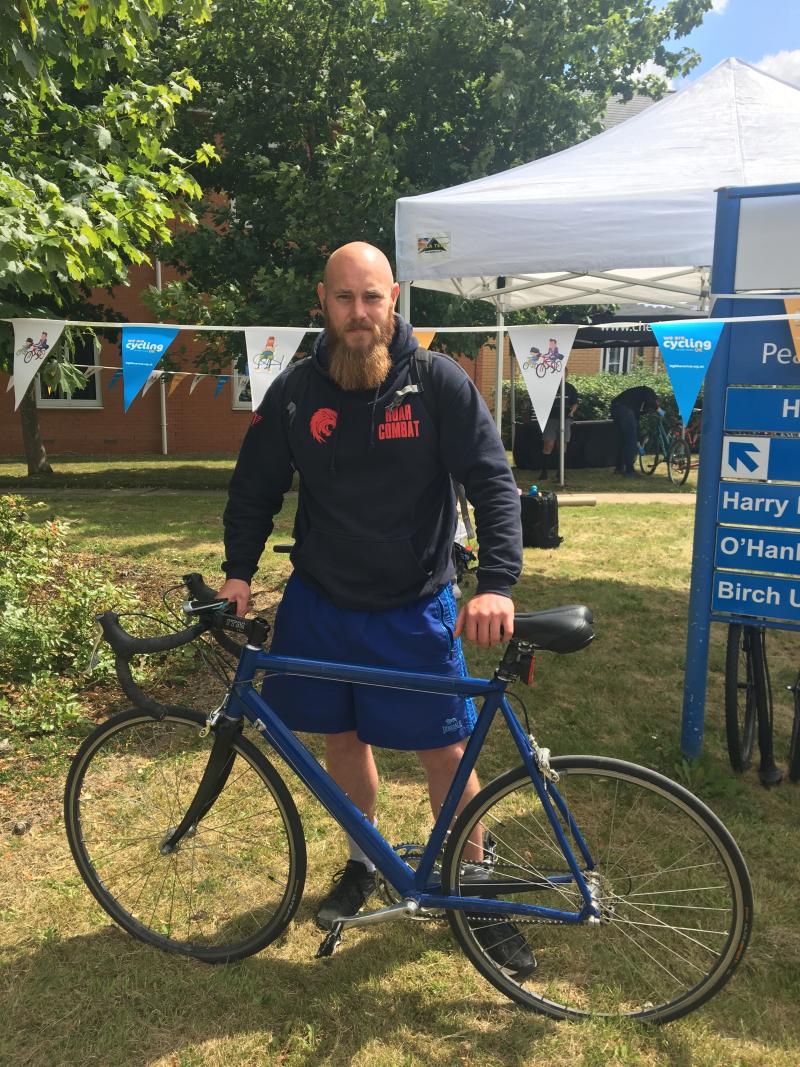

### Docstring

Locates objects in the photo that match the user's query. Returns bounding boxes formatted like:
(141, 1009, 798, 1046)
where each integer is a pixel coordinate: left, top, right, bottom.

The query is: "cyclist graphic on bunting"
(16, 331, 50, 364)
(254, 336, 288, 373)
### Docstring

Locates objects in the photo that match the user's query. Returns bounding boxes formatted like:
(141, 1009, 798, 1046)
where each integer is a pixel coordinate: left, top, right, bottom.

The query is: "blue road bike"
(64, 573, 752, 1023)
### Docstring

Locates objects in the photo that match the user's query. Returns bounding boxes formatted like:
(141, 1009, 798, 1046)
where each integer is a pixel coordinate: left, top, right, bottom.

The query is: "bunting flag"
(785, 298, 800, 359)
(121, 325, 179, 412)
(244, 327, 306, 410)
(12, 318, 66, 410)
(413, 329, 436, 350)
(168, 372, 190, 397)
(5, 376, 13, 393)
(141, 369, 162, 397)
(189, 374, 204, 395)
(651, 320, 725, 425)
(213, 375, 230, 398)
(107, 369, 123, 390)
(82, 366, 101, 380)
(507, 326, 579, 431)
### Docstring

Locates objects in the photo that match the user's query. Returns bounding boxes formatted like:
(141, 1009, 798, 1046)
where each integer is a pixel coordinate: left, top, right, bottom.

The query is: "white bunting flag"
(12, 318, 66, 409)
(141, 369, 162, 397)
(6, 376, 13, 393)
(189, 374, 203, 395)
(507, 326, 579, 431)
(244, 328, 306, 410)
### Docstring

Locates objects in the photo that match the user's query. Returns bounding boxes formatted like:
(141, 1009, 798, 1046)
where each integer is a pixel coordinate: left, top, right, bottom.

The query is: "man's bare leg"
(417, 740, 483, 862)
(324, 730, 378, 820)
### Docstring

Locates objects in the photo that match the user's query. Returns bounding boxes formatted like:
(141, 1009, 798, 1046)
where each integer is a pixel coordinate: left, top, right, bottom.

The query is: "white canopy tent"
(394, 58, 800, 465)
(395, 58, 800, 314)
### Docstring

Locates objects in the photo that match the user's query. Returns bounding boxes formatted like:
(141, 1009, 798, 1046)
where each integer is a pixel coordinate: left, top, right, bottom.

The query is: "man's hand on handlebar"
(217, 578, 251, 618)
(454, 592, 515, 649)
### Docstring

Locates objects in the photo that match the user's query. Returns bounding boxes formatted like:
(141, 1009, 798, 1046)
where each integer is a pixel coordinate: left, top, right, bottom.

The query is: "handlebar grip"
(182, 572, 222, 604)
(115, 656, 174, 719)
(96, 611, 208, 656)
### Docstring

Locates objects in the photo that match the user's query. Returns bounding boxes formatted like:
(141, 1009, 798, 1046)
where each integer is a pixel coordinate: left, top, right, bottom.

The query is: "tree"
(0, 0, 216, 473)
(148, 0, 712, 362)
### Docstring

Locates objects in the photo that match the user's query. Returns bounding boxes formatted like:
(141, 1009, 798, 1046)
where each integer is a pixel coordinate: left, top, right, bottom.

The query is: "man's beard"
(325, 307, 395, 391)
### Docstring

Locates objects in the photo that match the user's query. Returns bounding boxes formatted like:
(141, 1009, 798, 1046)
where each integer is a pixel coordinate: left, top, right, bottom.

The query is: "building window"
(232, 360, 251, 411)
(602, 345, 631, 374)
(36, 334, 102, 408)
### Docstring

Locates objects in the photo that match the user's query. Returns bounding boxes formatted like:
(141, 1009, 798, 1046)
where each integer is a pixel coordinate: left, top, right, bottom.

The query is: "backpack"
(520, 490, 562, 549)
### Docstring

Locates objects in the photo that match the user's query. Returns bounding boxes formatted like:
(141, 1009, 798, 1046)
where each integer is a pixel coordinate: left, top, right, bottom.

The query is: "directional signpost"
(681, 183, 800, 759)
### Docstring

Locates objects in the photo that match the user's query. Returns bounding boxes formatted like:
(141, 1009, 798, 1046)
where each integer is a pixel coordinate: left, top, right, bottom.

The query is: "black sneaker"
(316, 860, 376, 930)
(461, 863, 537, 981)
(471, 919, 537, 980)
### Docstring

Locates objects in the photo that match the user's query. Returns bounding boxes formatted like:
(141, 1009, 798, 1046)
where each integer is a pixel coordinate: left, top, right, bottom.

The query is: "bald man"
(218, 243, 530, 976)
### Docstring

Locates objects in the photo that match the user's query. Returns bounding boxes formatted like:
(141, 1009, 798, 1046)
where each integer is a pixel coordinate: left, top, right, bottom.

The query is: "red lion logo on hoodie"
(310, 407, 337, 443)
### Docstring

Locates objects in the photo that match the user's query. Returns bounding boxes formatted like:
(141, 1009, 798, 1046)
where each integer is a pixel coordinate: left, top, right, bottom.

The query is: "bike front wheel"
(442, 756, 752, 1023)
(724, 624, 760, 772)
(65, 707, 306, 963)
(638, 433, 660, 474)
(667, 438, 691, 486)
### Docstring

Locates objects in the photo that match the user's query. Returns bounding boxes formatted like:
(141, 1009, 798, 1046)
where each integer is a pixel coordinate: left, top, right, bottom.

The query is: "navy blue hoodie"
(222, 315, 522, 611)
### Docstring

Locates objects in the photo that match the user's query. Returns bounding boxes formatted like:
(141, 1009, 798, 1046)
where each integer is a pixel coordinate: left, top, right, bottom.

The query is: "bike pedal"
(315, 922, 344, 958)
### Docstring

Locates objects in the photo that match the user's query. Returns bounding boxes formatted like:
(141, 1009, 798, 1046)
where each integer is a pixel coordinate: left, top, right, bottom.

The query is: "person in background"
(610, 384, 662, 476)
(539, 371, 578, 480)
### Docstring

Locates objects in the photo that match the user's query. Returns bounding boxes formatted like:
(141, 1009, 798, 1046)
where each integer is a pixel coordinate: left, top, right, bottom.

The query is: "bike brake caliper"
(529, 735, 559, 783)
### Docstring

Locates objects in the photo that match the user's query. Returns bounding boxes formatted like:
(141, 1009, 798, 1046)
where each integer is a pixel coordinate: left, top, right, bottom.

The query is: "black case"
(520, 491, 563, 549)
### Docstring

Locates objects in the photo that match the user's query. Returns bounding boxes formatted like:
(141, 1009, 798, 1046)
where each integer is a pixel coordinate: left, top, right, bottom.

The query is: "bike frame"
(223, 644, 600, 924)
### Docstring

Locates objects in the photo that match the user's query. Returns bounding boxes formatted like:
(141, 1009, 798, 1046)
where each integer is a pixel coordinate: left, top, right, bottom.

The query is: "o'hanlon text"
(378, 402, 420, 441)
(718, 534, 800, 562)
(720, 489, 799, 520)
(761, 342, 800, 366)
(716, 579, 800, 608)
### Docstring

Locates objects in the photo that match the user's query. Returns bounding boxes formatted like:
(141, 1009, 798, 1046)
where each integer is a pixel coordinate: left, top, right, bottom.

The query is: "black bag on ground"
(520, 491, 563, 549)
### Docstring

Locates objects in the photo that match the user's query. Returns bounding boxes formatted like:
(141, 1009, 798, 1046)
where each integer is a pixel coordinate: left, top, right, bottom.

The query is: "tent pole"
(494, 304, 504, 434)
(399, 280, 411, 321)
(558, 375, 565, 487)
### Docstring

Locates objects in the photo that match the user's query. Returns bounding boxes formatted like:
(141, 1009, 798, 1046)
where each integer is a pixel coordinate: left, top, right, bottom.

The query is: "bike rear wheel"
(638, 433, 660, 474)
(724, 624, 759, 772)
(65, 707, 306, 963)
(667, 438, 691, 486)
(788, 671, 800, 782)
(442, 756, 752, 1023)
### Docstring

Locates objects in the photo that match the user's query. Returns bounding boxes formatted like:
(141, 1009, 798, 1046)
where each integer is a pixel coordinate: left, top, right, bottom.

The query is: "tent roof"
(394, 59, 800, 310)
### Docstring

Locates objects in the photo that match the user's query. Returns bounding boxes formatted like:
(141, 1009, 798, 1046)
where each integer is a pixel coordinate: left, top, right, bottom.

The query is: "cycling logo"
(310, 407, 338, 443)
(250, 412, 263, 427)
(16, 332, 50, 364)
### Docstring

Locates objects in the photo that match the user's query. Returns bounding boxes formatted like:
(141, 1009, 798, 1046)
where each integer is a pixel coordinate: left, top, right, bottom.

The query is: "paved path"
(560, 492, 695, 505)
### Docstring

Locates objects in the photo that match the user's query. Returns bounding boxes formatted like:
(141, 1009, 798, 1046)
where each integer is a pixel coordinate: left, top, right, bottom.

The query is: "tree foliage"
(0, 0, 215, 317)
(149, 0, 712, 357)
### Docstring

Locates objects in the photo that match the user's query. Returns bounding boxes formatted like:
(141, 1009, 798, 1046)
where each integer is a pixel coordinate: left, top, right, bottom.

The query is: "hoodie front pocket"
(294, 530, 430, 605)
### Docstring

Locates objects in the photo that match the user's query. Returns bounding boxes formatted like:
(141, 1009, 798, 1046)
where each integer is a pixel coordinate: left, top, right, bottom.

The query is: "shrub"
(0, 496, 134, 734)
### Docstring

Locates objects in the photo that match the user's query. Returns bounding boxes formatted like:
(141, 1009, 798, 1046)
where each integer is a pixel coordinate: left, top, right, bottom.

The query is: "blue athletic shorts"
(261, 574, 477, 750)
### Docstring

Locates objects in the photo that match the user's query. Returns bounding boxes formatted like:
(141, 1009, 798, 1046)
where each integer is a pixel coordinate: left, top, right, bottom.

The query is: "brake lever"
(182, 598, 234, 617)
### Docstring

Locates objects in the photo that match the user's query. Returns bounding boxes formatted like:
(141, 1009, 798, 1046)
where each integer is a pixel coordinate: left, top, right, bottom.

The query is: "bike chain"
(378, 842, 576, 927)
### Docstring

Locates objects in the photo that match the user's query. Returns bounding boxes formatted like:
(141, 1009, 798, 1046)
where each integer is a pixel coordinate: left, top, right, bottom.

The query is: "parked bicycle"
(65, 573, 753, 1023)
(725, 623, 799, 784)
(638, 410, 697, 486)
(724, 624, 782, 784)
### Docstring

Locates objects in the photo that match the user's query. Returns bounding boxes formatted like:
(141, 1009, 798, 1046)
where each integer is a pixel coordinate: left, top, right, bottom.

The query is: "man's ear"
(391, 281, 400, 307)
(317, 282, 326, 307)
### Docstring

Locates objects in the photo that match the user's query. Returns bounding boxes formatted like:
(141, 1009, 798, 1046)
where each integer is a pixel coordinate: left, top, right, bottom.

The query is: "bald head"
(322, 242, 395, 289)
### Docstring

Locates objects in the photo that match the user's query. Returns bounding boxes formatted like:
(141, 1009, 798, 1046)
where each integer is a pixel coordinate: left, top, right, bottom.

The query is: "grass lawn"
(1, 479, 797, 1067)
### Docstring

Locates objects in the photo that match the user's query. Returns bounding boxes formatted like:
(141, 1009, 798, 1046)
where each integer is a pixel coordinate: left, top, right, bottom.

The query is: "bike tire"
(788, 671, 800, 782)
(638, 433, 660, 474)
(64, 707, 306, 963)
(752, 628, 782, 786)
(442, 756, 752, 1023)
(535, 363, 546, 378)
(667, 438, 691, 486)
(724, 624, 758, 772)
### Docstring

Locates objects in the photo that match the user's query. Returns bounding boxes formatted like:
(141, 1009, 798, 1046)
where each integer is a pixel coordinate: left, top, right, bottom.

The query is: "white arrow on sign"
(721, 436, 770, 481)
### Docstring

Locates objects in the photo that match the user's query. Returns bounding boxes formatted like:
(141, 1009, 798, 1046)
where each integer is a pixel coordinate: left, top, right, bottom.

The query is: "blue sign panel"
(712, 570, 800, 624)
(725, 388, 800, 433)
(727, 301, 800, 386)
(715, 527, 800, 577)
(721, 435, 800, 482)
(718, 481, 800, 529)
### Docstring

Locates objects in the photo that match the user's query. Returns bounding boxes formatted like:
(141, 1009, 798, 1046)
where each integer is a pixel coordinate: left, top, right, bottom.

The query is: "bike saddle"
(512, 605, 594, 654)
